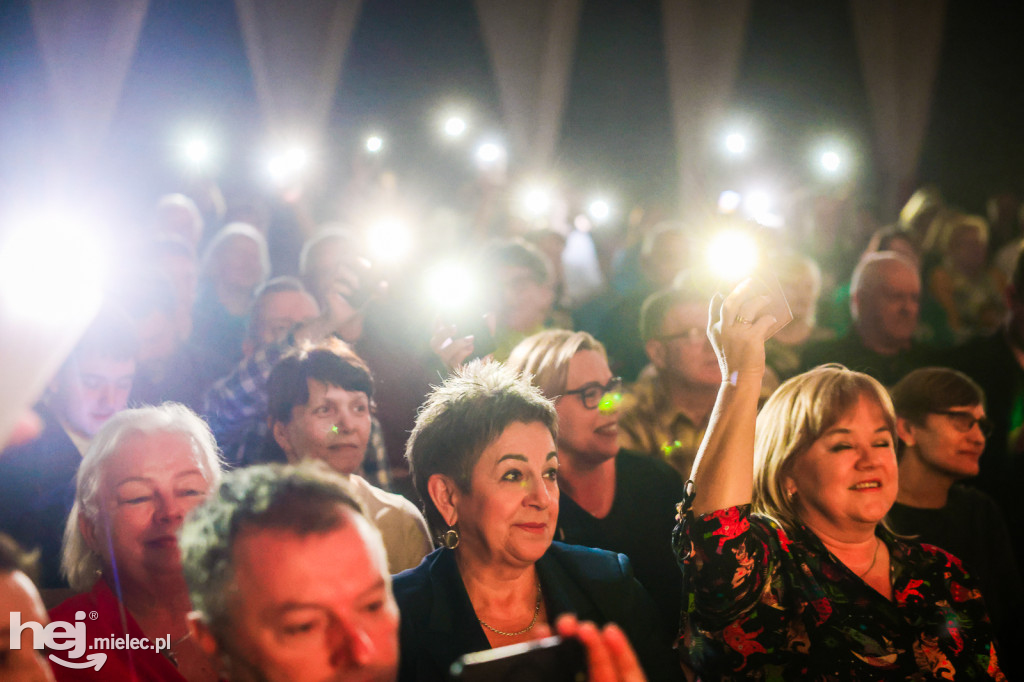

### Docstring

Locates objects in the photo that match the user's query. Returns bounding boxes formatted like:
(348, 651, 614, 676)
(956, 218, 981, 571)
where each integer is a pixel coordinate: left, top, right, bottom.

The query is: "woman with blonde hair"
(507, 329, 684, 643)
(674, 281, 1004, 679)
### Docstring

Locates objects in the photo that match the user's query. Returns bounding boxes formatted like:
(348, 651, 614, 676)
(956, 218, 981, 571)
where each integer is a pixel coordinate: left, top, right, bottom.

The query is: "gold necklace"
(478, 583, 543, 637)
(858, 537, 881, 578)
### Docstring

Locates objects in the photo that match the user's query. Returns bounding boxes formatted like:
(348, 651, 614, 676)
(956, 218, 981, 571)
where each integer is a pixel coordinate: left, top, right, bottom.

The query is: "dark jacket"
(393, 543, 683, 682)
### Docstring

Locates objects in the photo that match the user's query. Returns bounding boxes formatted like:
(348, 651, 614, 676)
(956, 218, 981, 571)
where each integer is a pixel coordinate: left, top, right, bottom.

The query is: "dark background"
(1, 0, 1022, 221)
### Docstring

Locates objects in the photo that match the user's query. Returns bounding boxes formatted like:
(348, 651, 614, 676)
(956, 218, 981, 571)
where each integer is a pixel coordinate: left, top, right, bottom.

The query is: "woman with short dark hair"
(396, 360, 681, 682)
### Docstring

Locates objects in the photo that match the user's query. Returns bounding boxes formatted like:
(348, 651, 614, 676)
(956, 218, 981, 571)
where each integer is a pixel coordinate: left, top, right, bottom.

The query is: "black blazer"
(392, 542, 683, 682)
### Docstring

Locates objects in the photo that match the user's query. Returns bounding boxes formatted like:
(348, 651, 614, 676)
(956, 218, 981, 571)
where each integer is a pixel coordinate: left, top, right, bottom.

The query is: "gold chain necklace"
(478, 583, 542, 637)
(858, 537, 881, 578)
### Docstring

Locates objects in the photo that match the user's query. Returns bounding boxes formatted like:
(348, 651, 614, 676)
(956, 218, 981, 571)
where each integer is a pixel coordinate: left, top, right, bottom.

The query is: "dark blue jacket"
(393, 542, 683, 682)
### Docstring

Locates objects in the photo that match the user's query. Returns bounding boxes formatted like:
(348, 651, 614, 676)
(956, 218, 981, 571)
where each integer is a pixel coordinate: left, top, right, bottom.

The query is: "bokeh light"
(443, 116, 467, 138)
(365, 135, 384, 153)
(706, 229, 759, 281)
(724, 132, 747, 156)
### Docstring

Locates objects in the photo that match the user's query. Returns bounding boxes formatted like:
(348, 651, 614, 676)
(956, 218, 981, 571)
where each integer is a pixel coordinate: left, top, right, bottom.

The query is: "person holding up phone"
(675, 281, 1004, 679)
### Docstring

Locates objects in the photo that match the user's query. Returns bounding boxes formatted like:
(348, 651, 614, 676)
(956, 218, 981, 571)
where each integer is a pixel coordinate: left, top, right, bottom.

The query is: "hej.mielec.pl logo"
(10, 609, 173, 671)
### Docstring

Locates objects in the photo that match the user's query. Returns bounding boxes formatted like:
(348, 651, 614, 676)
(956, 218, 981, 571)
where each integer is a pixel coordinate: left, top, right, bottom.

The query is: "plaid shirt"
(203, 343, 393, 491)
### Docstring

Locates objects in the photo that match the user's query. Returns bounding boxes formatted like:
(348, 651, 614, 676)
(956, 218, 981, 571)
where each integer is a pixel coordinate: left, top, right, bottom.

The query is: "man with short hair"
(0, 305, 137, 587)
(242, 276, 320, 357)
(618, 284, 723, 479)
(266, 341, 430, 573)
(801, 252, 937, 385)
(181, 464, 401, 682)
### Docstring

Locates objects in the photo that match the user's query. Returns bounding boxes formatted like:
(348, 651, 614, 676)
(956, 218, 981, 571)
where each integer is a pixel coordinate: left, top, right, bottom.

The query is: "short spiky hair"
(405, 360, 557, 538)
(180, 462, 380, 640)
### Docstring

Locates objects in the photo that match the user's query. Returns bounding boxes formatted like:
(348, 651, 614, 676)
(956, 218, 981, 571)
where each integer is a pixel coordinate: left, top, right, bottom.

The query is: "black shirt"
(556, 450, 683, 641)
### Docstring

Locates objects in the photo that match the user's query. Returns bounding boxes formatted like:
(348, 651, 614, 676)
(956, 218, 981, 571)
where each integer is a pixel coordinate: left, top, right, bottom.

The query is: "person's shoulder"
(616, 450, 683, 495)
(49, 581, 105, 622)
(392, 548, 440, 594)
(546, 541, 631, 582)
(948, 484, 1005, 519)
(349, 475, 421, 518)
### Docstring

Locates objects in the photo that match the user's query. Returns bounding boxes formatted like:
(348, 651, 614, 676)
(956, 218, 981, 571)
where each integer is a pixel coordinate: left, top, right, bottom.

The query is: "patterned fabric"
(203, 342, 392, 490)
(674, 498, 1005, 680)
(618, 370, 706, 478)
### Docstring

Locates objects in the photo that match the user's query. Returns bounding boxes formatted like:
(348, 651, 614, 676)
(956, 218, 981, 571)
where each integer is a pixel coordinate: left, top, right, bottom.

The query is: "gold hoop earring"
(442, 527, 460, 550)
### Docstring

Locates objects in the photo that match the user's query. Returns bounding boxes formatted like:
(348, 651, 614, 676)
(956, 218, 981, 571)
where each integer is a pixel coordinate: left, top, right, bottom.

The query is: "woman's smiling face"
(450, 421, 559, 568)
(783, 394, 898, 539)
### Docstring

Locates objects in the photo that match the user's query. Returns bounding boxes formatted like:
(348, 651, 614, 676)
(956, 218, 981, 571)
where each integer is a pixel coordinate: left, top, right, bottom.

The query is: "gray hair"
(200, 222, 271, 285)
(180, 462, 382, 640)
(61, 403, 223, 592)
(405, 360, 557, 539)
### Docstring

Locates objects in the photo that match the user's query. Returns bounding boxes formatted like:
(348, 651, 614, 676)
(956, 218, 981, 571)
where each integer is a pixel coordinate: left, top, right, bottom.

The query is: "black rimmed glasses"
(932, 410, 993, 437)
(564, 377, 623, 411)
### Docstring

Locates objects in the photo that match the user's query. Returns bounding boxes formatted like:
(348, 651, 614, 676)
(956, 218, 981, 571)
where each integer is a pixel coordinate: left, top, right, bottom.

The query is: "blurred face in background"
(648, 302, 720, 389)
(854, 260, 920, 350)
(217, 234, 265, 291)
(249, 290, 320, 353)
(51, 352, 135, 438)
(555, 350, 620, 463)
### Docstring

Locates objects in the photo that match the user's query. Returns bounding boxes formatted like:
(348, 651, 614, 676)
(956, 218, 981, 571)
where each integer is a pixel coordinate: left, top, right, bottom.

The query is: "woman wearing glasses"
(508, 330, 684, 644)
(889, 367, 1023, 676)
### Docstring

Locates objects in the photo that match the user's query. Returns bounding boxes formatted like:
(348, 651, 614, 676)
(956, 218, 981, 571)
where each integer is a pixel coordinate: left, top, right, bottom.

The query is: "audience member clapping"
(396, 360, 681, 681)
(52, 403, 222, 681)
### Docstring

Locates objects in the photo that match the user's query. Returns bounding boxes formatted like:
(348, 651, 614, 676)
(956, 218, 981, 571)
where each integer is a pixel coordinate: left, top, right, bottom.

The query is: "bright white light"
(718, 190, 742, 214)
(475, 142, 504, 166)
(725, 133, 747, 155)
(587, 199, 611, 223)
(426, 262, 474, 311)
(820, 150, 841, 173)
(0, 215, 106, 321)
(706, 230, 758, 282)
(367, 217, 412, 264)
(366, 136, 383, 153)
(286, 147, 308, 169)
(444, 117, 467, 138)
(183, 138, 210, 165)
(521, 185, 553, 219)
(744, 190, 773, 219)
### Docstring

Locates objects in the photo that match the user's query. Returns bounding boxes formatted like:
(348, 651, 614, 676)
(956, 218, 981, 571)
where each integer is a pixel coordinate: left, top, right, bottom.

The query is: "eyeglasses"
(563, 377, 623, 411)
(656, 327, 706, 345)
(932, 410, 993, 437)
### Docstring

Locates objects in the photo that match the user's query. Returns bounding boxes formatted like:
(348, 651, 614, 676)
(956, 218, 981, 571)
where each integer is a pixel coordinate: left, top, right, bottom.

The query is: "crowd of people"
(1, 180, 1023, 680)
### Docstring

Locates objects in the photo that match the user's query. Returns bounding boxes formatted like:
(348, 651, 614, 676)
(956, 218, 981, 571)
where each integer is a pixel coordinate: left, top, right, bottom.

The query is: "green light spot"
(598, 392, 622, 414)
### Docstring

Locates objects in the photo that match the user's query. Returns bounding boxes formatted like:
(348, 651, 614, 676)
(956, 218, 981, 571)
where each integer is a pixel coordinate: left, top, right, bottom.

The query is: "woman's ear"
(427, 474, 461, 527)
(895, 417, 918, 448)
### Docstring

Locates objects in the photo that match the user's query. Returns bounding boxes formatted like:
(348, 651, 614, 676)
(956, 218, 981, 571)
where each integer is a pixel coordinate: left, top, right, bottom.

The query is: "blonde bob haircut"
(507, 329, 607, 399)
(752, 365, 896, 531)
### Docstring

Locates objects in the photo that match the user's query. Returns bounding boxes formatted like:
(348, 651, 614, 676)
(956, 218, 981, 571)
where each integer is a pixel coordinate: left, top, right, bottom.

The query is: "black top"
(392, 543, 683, 682)
(888, 486, 1024, 677)
(556, 450, 683, 641)
(0, 404, 80, 588)
(800, 331, 940, 387)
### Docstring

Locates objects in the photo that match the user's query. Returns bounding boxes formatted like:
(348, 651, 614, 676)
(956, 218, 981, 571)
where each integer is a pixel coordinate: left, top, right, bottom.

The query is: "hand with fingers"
(430, 319, 477, 372)
(709, 279, 779, 385)
(532, 615, 649, 682)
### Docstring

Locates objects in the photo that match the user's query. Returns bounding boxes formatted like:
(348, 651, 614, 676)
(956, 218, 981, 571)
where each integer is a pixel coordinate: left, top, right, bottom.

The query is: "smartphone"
(736, 267, 793, 339)
(449, 636, 587, 682)
(450, 311, 497, 360)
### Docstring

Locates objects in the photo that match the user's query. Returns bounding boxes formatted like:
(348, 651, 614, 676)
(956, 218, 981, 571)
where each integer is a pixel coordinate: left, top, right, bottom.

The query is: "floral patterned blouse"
(673, 494, 1006, 680)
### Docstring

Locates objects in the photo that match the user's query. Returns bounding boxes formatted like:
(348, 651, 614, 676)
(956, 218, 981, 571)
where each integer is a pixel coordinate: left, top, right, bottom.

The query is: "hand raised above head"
(709, 279, 778, 384)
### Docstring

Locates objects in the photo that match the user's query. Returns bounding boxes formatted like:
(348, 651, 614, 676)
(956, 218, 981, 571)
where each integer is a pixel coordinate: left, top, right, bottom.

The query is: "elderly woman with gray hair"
(49, 403, 222, 681)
